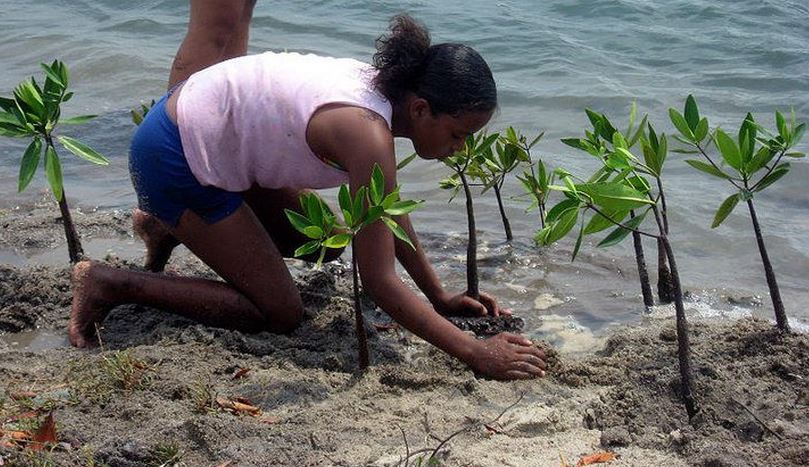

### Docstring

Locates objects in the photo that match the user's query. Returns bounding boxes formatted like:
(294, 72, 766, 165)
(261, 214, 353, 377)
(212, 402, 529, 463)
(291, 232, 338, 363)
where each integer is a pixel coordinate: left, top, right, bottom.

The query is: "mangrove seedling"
(285, 164, 422, 370)
(130, 99, 155, 126)
(0, 60, 109, 263)
(513, 130, 553, 229)
(561, 104, 656, 308)
(669, 95, 805, 332)
(439, 131, 499, 300)
(538, 126, 698, 418)
(475, 127, 537, 240)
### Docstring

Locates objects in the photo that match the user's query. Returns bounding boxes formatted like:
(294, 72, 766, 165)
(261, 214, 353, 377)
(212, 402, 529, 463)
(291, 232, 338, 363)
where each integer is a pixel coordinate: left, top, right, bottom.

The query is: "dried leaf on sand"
(216, 397, 261, 416)
(30, 412, 57, 451)
(577, 451, 617, 466)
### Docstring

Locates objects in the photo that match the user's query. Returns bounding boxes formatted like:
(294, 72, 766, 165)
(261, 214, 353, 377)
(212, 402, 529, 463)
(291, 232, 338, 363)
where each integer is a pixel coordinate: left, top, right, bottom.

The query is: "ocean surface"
(1, 0, 808, 346)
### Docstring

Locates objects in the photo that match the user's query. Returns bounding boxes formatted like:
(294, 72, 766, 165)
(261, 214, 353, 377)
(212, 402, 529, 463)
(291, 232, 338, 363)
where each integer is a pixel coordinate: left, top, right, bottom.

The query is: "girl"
(70, 14, 547, 381)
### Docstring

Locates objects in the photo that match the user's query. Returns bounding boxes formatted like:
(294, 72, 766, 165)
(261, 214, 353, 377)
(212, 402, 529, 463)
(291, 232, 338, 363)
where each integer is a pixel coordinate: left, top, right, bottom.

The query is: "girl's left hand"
(435, 291, 511, 317)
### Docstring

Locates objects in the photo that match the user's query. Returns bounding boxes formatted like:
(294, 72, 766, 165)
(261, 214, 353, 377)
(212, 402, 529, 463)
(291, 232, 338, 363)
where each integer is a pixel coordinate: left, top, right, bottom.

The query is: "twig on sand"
(731, 397, 783, 440)
(397, 391, 527, 465)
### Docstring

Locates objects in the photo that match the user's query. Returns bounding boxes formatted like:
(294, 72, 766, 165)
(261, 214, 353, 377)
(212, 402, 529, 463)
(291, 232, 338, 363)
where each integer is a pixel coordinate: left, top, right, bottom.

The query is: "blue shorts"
(129, 92, 242, 227)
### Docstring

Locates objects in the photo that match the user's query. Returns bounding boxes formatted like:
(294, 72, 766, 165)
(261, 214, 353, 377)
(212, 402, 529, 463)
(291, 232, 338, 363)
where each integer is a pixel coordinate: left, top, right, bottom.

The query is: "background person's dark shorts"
(129, 92, 242, 228)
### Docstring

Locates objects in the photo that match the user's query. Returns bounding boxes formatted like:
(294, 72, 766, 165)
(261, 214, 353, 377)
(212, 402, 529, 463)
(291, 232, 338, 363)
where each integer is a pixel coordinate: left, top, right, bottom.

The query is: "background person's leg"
(168, 0, 257, 88)
(242, 186, 346, 262)
(133, 186, 344, 272)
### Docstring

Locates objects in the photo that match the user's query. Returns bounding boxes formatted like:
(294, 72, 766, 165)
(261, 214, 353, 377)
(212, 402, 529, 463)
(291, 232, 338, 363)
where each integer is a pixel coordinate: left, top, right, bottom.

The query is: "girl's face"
(409, 102, 493, 160)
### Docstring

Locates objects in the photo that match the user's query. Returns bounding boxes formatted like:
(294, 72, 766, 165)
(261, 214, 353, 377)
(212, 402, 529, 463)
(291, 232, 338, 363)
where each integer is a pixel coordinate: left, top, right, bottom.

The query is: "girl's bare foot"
(68, 261, 116, 348)
(133, 208, 179, 272)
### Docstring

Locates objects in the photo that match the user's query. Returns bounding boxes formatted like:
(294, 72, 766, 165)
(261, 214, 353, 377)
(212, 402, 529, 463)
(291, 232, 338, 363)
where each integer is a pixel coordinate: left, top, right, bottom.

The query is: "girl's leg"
(132, 187, 343, 272)
(69, 203, 302, 348)
(168, 0, 258, 88)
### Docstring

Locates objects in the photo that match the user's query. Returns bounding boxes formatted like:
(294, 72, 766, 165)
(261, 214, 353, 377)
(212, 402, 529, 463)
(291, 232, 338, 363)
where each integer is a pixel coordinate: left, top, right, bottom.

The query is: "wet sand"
(1, 203, 807, 466)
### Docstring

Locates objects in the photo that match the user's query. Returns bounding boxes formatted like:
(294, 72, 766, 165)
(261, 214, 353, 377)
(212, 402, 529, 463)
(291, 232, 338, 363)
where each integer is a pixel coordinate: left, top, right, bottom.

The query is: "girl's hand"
(435, 291, 511, 317)
(467, 333, 547, 380)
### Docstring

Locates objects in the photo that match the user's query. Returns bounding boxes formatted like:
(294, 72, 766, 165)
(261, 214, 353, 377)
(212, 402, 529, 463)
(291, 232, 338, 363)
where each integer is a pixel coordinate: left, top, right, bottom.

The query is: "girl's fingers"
(502, 332, 533, 347)
(479, 292, 502, 316)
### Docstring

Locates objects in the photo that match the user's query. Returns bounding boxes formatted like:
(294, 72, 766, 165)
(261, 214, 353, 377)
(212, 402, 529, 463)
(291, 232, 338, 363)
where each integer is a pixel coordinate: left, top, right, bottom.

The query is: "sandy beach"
(1, 204, 807, 466)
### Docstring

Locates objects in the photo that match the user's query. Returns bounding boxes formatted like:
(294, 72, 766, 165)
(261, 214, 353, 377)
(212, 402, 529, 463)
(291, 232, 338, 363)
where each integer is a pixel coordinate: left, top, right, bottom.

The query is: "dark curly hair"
(372, 14, 497, 116)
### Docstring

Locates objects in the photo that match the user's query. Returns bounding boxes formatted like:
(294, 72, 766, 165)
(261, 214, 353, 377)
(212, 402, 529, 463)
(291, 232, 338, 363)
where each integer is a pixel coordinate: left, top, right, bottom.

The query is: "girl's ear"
(410, 97, 432, 118)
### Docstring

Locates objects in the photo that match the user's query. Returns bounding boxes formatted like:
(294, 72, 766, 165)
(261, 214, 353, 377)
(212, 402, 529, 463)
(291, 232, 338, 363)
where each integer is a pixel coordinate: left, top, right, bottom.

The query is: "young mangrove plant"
(538, 125, 699, 418)
(285, 164, 422, 370)
(0, 60, 109, 263)
(669, 95, 805, 332)
(130, 99, 155, 126)
(439, 132, 499, 300)
(561, 104, 656, 308)
(475, 127, 537, 241)
(513, 130, 553, 229)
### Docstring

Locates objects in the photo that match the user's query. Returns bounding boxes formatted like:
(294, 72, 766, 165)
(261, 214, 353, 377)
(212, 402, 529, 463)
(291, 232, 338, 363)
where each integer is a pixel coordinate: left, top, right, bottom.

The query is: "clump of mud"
(555, 318, 809, 466)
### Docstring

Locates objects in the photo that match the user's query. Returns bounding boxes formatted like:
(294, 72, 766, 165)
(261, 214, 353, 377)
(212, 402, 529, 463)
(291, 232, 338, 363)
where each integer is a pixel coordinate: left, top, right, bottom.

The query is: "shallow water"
(1, 0, 808, 334)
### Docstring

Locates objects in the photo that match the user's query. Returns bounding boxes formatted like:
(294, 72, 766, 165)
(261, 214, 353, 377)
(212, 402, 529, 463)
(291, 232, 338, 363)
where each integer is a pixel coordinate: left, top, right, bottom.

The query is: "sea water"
(1, 0, 807, 342)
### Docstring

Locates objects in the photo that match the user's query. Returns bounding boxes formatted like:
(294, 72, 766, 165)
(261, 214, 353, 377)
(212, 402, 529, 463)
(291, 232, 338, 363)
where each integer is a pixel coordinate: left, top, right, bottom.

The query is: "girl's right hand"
(467, 333, 547, 380)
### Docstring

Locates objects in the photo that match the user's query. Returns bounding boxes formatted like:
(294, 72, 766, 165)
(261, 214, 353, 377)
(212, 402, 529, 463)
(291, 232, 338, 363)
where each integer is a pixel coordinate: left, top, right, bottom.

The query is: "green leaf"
(561, 138, 588, 151)
(304, 194, 323, 227)
(15, 80, 45, 117)
(323, 233, 352, 249)
(714, 129, 742, 171)
(60, 115, 96, 125)
(0, 121, 30, 137)
(369, 164, 384, 205)
(57, 61, 69, 88)
(684, 159, 734, 180)
(396, 152, 418, 170)
(545, 198, 580, 223)
(338, 184, 352, 215)
(352, 186, 367, 224)
(684, 95, 699, 131)
(384, 199, 422, 216)
(574, 182, 654, 210)
(57, 136, 109, 165)
(381, 185, 401, 209)
(792, 122, 805, 146)
(711, 193, 739, 228)
(40, 62, 64, 87)
(18, 138, 42, 192)
(528, 132, 544, 149)
(669, 108, 694, 141)
(785, 152, 805, 158)
(542, 207, 578, 245)
(605, 151, 631, 171)
(597, 212, 646, 248)
(294, 240, 321, 258)
(628, 115, 647, 148)
(285, 209, 313, 234)
(775, 110, 787, 141)
(0, 97, 17, 115)
(302, 225, 324, 240)
(571, 220, 584, 261)
(44, 145, 63, 201)
(625, 175, 651, 194)
(363, 205, 384, 227)
(382, 217, 415, 249)
(694, 117, 709, 143)
(657, 134, 668, 171)
(753, 163, 790, 192)
(641, 141, 660, 176)
(584, 207, 629, 235)
(746, 146, 775, 174)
